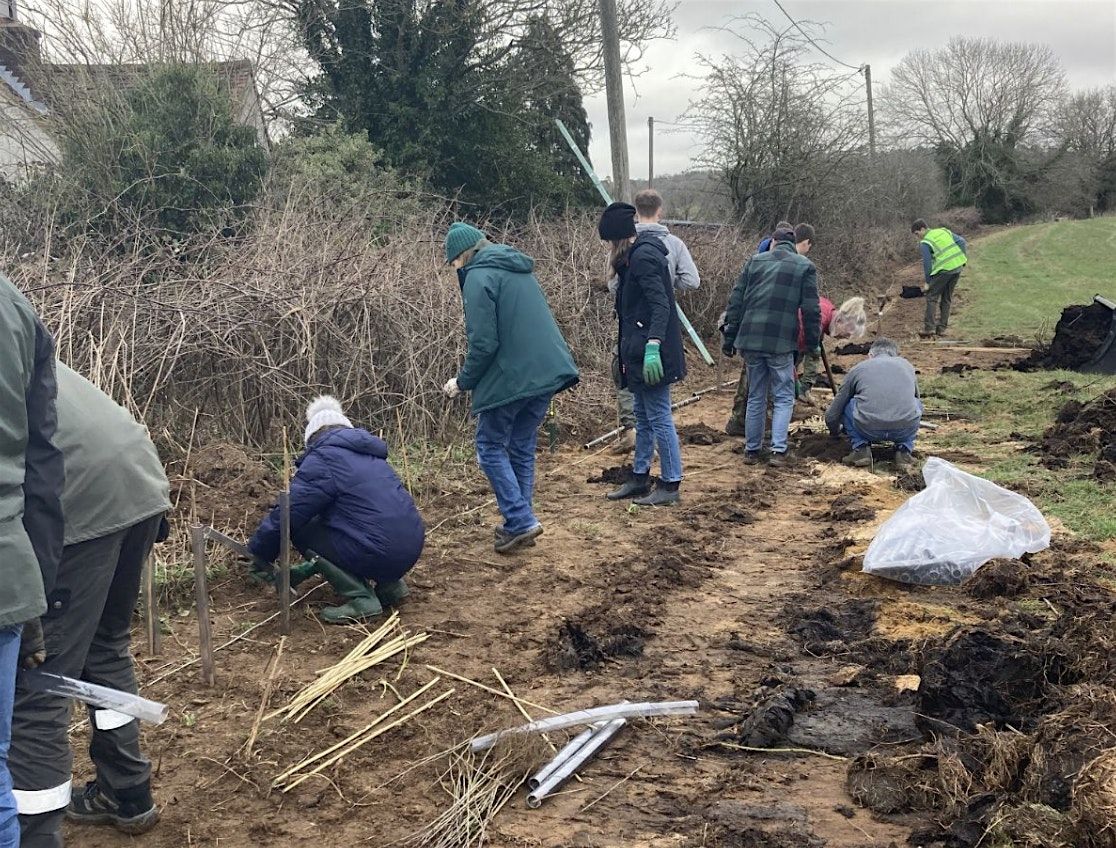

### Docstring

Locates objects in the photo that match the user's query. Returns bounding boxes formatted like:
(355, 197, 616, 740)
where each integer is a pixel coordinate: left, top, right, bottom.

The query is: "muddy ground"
(69, 268, 1115, 848)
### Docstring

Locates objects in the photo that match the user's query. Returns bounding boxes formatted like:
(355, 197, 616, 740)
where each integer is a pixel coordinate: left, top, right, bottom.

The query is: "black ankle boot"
(607, 472, 652, 501)
(633, 479, 680, 507)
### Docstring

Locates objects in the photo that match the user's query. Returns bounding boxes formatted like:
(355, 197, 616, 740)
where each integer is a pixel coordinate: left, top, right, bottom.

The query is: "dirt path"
(69, 282, 1038, 848)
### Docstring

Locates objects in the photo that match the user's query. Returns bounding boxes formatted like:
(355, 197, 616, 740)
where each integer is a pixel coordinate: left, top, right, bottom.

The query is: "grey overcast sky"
(584, 0, 1116, 179)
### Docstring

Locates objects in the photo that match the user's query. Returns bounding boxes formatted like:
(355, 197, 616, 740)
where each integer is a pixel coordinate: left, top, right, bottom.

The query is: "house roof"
(1, 58, 269, 149)
(26, 59, 255, 109)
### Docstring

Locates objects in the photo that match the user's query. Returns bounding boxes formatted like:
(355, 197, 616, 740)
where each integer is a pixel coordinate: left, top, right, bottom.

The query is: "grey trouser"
(612, 346, 636, 429)
(924, 270, 961, 334)
(12, 514, 162, 848)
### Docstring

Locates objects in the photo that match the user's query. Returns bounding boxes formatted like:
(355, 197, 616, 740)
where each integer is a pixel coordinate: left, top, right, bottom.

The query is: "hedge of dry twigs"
(6, 196, 906, 455)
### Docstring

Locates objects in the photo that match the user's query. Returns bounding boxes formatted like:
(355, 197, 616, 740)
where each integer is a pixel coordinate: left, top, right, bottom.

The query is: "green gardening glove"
(643, 341, 664, 385)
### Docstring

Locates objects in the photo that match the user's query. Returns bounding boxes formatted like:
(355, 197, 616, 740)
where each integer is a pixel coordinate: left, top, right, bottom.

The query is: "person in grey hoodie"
(608, 189, 700, 453)
(824, 338, 922, 470)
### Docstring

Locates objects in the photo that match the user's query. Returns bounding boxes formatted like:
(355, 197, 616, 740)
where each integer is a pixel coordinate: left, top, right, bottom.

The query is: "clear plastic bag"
(863, 458, 1051, 586)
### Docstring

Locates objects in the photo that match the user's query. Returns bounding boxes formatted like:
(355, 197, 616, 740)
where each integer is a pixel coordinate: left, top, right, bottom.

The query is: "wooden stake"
(278, 490, 291, 636)
(142, 554, 161, 656)
(145, 583, 326, 688)
(190, 526, 216, 686)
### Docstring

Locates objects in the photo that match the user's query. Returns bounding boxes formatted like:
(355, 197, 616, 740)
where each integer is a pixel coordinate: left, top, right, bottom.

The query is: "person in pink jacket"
(797, 296, 866, 391)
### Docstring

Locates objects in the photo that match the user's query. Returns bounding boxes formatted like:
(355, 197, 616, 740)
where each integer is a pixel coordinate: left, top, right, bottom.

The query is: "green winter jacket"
(455, 245, 579, 414)
(0, 275, 55, 628)
(55, 363, 171, 546)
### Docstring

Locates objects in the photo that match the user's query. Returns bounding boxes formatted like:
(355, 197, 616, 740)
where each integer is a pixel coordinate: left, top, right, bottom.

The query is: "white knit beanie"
(304, 395, 353, 445)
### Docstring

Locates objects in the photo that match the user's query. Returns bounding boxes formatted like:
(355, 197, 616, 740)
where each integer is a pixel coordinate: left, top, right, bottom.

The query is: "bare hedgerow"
(7, 193, 751, 455)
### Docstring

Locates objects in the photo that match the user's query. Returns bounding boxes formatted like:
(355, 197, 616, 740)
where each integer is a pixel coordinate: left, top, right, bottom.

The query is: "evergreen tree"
(295, 0, 598, 214)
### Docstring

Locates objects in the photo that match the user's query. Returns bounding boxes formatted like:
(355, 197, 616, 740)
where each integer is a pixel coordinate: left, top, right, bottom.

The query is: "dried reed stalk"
(274, 678, 454, 791)
(244, 635, 286, 758)
(267, 612, 428, 723)
(406, 736, 548, 848)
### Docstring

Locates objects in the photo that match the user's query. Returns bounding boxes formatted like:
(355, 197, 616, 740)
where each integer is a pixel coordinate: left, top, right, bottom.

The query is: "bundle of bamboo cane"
(273, 677, 454, 792)
(267, 612, 428, 724)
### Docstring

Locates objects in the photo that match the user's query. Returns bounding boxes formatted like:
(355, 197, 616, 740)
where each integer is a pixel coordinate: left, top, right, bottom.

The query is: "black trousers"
(11, 514, 162, 848)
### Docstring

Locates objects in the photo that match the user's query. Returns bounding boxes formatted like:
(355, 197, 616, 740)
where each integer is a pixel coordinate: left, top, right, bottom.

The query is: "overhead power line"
(771, 0, 863, 72)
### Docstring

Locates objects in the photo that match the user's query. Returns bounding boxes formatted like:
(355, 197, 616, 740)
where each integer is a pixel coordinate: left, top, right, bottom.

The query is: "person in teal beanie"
(442, 223, 579, 554)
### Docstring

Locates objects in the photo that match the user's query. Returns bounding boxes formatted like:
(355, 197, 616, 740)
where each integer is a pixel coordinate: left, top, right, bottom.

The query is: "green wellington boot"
(374, 578, 411, 607)
(313, 558, 384, 624)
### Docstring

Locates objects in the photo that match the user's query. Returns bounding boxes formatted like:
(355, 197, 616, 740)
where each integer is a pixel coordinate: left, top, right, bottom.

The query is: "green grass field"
(919, 216, 1116, 548)
(952, 216, 1116, 340)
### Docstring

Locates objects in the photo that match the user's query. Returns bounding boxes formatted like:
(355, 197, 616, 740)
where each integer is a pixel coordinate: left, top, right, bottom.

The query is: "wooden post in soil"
(278, 491, 291, 635)
(142, 554, 161, 656)
(190, 526, 216, 685)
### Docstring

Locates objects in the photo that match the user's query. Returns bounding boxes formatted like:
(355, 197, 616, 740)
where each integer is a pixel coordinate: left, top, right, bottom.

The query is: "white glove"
(443, 377, 460, 399)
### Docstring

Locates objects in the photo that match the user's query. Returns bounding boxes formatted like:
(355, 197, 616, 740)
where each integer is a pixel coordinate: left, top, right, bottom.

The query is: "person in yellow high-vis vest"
(912, 219, 968, 337)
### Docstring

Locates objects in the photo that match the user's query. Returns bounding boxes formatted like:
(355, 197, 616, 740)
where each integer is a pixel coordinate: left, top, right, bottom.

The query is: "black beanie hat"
(598, 202, 637, 241)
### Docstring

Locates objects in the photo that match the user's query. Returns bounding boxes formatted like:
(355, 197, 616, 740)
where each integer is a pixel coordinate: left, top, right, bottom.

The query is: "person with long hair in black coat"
(597, 202, 686, 506)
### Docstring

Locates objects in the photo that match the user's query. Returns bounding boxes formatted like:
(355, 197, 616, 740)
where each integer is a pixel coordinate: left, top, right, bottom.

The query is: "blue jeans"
(0, 626, 21, 848)
(475, 393, 553, 535)
(843, 399, 918, 453)
(743, 352, 796, 453)
(631, 383, 683, 483)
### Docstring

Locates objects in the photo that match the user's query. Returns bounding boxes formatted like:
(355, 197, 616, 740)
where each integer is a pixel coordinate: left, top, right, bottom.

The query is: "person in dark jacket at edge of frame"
(722, 223, 822, 467)
(607, 189, 701, 455)
(247, 396, 426, 623)
(442, 223, 580, 554)
(912, 218, 967, 338)
(599, 201, 687, 507)
(824, 337, 923, 470)
(11, 362, 171, 848)
(0, 272, 64, 848)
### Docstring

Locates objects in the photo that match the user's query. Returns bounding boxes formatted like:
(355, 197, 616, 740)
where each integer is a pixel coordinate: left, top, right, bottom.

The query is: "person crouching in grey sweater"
(824, 338, 923, 469)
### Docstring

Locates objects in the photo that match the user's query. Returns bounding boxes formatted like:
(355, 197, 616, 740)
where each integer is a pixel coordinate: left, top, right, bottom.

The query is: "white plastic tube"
(470, 700, 699, 752)
(527, 718, 626, 808)
(21, 670, 170, 725)
(528, 722, 606, 790)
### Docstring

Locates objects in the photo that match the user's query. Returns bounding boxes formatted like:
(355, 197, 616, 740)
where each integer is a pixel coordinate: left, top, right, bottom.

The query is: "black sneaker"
(67, 781, 159, 835)
(494, 523, 544, 554)
(494, 526, 537, 549)
(742, 450, 763, 466)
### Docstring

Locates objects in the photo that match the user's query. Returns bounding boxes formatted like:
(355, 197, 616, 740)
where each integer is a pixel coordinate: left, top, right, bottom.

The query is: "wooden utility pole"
(598, 0, 630, 201)
(864, 64, 877, 159)
(647, 116, 654, 189)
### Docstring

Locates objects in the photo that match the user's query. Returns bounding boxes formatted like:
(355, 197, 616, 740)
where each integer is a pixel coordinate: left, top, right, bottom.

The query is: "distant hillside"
(603, 170, 736, 223)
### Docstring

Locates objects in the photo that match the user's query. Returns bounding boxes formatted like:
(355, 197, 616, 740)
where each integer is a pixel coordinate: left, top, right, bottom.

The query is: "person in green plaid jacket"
(721, 224, 822, 466)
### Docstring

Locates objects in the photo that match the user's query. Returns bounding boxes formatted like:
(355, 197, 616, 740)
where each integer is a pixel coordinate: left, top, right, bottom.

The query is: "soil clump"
(678, 422, 729, 445)
(586, 464, 632, 484)
(834, 342, 872, 356)
(894, 467, 926, 491)
(826, 494, 876, 523)
(1015, 301, 1113, 371)
(552, 619, 646, 670)
(796, 430, 848, 462)
(170, 442, 277, 531)
(1037, 388, 1116, 480)
(963, 559, 1029, 598)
